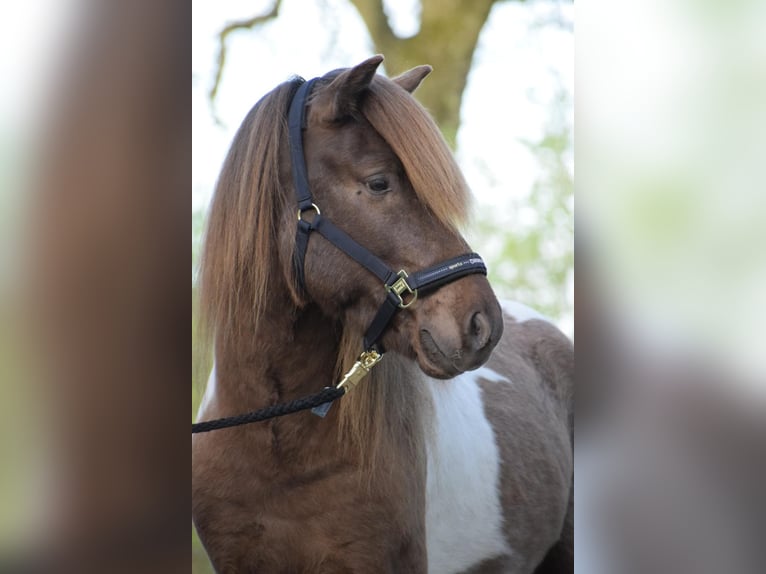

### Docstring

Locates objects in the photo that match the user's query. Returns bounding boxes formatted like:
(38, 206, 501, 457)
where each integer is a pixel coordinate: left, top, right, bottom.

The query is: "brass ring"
(297, 203, 321, 221)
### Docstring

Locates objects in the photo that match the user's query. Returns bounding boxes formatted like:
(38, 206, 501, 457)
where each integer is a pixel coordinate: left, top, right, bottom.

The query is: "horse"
(192, 55, 573, 574)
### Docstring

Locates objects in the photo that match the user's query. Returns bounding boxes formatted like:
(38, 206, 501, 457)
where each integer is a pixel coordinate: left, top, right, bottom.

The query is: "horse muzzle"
(412, 279, 503, 379)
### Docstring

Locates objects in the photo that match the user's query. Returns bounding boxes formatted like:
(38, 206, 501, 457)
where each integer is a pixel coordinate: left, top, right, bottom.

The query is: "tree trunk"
(350, 0, 498, 147)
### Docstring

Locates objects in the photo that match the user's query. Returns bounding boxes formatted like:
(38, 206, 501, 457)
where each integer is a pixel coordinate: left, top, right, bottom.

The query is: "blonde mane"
(199, 80, 299, 341)
(364, 75, 470, 229)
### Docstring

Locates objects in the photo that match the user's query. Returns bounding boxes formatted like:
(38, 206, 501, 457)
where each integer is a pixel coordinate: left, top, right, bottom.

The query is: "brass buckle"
(336, 349, 384, 393)
(387, 270, 418, 309)
(297, 203, 321, 221)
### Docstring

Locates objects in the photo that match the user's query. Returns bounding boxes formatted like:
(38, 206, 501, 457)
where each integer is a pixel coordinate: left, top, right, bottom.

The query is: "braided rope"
(192, 386, 345, 434)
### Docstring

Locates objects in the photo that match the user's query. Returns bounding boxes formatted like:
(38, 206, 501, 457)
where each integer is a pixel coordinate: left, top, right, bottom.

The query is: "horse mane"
(335, 328, 432, 473)
(199, 79, 301, 341)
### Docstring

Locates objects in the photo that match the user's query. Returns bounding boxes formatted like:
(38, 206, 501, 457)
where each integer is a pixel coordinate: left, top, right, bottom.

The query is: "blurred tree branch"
(207, 0, 499, 146)
(209, 0, 283, 123)
(207, 0, 573, 146)
(347, 0, 396, 53)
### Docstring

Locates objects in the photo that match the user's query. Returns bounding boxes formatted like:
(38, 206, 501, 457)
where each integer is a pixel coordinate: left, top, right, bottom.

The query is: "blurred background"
(192, 1, 572, 571)
(577, 1, 766, 572)
(1, 2, 189, 571)
(0, 0, 78, 558)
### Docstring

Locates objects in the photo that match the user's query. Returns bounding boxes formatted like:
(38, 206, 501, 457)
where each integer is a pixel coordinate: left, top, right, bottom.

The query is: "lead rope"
(191, 349, 383, 433)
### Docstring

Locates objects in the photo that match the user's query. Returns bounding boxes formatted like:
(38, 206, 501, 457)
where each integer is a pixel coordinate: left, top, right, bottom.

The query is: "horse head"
(285, 56, 503, 379)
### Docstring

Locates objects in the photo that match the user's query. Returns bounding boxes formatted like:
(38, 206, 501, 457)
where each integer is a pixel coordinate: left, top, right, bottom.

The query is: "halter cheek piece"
(288, 78, 487, 398)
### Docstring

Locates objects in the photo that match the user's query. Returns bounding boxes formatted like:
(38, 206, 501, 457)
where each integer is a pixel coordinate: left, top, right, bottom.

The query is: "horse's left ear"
(318, 55, 384, 122)
(393, 65, 432, 93)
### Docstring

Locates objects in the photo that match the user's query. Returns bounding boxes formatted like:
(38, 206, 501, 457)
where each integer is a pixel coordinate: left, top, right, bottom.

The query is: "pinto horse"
(193, 56, 573, 574)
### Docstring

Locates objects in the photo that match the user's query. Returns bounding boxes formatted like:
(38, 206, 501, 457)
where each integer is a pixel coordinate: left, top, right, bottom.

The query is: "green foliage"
(192, 526, 214, 574)
(191, 287, 214, 573)
(192, 210, 205, 280)
(468, 85, 573, 329)
(192, 204, 212, 569)
(0, 308, 36, 550)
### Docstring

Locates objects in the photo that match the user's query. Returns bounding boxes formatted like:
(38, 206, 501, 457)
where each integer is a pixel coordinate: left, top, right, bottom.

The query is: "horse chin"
(416, 357, 462, 380)
(412, 329, 464, 380)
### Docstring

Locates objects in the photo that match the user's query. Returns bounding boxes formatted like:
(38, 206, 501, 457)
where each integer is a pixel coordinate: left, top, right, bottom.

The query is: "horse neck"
(212, 288, 431, 471)
(213, 292, 342, 415)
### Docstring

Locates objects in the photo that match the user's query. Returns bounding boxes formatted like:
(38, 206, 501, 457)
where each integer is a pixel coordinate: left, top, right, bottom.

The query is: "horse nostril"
(469, 311, 491, 351)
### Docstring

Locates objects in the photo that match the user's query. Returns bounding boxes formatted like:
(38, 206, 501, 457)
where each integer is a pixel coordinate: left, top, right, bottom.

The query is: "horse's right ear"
(393, 65, 432, 93)
(314, 55, 384, 122)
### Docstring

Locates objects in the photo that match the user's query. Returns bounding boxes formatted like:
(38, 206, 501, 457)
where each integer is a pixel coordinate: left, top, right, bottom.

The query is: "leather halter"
(287, 77, 487, 388)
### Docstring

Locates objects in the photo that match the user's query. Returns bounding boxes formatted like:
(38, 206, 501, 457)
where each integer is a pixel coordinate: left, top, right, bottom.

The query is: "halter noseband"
(287, 77, 487, 393)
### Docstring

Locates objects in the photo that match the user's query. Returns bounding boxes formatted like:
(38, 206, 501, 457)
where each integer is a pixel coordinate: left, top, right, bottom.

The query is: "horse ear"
(318, 55, 384, 122)
(392, 65, 432, 93)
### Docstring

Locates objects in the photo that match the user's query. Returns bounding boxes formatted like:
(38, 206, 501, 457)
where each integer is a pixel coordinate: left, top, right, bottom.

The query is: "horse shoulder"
(482, 302, 573, 571)
(495, 301, 574, 425)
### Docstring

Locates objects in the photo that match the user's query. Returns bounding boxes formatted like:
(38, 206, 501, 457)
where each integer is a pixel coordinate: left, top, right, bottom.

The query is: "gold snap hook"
(336, 349, 384, 393)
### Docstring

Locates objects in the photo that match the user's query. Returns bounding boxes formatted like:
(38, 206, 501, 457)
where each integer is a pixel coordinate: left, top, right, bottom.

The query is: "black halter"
(287, 78, 487, 355)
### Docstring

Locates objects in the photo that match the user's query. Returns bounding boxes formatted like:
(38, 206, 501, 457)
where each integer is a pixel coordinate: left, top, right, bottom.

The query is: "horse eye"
(365, 177, 391, 195)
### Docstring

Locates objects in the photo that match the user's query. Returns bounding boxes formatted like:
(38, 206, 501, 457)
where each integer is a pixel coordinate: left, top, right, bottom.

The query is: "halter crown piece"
(287, 77, 488, 411)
